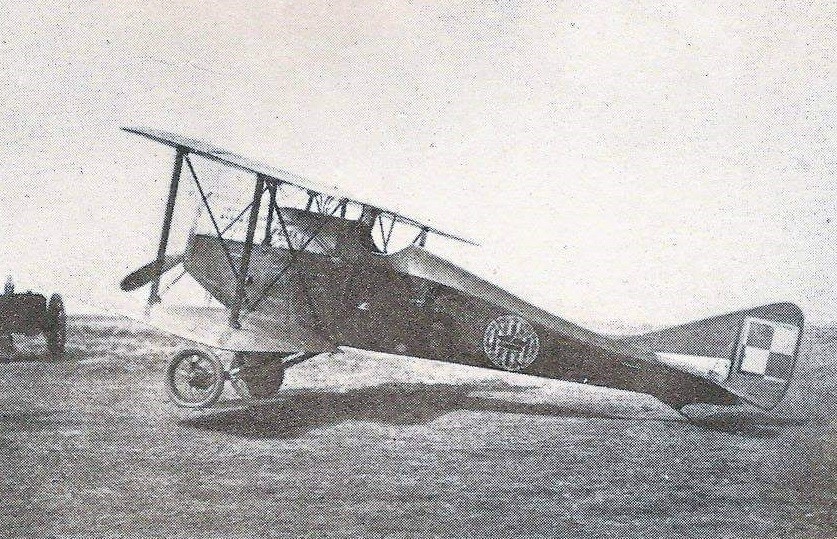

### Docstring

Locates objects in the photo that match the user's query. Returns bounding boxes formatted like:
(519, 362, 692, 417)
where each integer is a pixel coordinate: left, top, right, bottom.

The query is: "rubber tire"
(230, 352, 285, 400)
(45, 294, 66, 359)
(165, 349, 225, 408)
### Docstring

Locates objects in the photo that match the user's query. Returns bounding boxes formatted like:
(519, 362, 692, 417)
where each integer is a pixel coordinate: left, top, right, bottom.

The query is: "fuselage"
(183, 208, 736, 408)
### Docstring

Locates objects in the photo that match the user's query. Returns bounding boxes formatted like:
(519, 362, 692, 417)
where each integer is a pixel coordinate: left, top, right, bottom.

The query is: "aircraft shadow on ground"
(182, 381, 807, 440)
(0, 348, 82, 364)
(176, 380, 802, 440)
(682, 408, 809, 438)
(180, 382, 631, 439)
(0, 410, 68, 432)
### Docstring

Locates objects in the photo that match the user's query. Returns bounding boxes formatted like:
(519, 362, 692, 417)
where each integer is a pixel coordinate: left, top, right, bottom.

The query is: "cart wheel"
(166, 349, 225, 408)
(229, 352, 285, 400)
(45, 294, 66, 359)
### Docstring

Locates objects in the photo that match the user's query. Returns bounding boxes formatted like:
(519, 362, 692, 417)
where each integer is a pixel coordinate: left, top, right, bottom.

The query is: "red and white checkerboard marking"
(736, 317, 800, 382)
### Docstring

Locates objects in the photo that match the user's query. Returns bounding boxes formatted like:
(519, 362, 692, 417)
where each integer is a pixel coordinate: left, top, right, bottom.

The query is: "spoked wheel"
(229, 352, 286, 400)
(166, 349, 225, 408)
(45, 294, 66, 359)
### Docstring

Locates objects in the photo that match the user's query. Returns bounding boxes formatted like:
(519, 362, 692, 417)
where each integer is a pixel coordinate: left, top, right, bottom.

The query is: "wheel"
(45, 294, 66, 359)
(229, 352, 285, 400)
(165, 349, 225, 408)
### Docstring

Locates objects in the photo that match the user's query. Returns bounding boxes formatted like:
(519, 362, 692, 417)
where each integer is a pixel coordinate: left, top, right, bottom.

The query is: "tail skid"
(624, 303, 804, 410)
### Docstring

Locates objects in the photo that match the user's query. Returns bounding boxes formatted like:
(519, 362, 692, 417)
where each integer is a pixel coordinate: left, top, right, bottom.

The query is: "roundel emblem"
(482, 315, 540, 371)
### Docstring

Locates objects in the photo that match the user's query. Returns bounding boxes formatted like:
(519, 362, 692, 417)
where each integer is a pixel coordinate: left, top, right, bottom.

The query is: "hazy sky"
(0, 1, 835, 327)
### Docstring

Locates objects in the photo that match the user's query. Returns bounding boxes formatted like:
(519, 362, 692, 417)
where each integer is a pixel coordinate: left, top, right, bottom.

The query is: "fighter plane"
(118, 127, 804, 414)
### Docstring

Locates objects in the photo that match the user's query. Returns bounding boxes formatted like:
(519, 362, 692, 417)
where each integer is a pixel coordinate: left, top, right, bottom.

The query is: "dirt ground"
(0, 317, 835, 538)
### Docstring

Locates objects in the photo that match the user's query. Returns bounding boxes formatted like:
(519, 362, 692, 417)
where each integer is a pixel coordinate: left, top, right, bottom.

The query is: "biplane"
(118, 127, 804, 414)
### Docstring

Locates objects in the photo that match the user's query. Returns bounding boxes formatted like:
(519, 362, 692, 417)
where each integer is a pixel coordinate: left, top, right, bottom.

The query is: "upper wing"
(123, 127, 478, 246)
(104, 295, 337, 354)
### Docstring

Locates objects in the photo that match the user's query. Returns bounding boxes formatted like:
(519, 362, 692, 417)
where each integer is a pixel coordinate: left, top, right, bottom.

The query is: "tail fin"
(625, 303, 804, 410)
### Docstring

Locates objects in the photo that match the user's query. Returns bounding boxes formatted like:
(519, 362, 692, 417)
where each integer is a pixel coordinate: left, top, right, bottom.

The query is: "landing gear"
(165, 349, 225, 408)
(164, 350, 297, 408)
(229, 352, 287, 400)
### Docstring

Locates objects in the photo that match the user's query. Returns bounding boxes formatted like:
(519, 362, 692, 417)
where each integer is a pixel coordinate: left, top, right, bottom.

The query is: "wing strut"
(184, 155, 246, 280)
(152, 182, 264, 298)
(262, 180, 278, 245)
(228, 173, 265, 329)
(148, 148, 185, 307)
(246, 188, 346, 314)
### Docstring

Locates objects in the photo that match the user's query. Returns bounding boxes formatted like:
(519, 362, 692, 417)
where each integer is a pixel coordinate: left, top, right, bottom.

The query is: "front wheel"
(166, 349, 225, 408)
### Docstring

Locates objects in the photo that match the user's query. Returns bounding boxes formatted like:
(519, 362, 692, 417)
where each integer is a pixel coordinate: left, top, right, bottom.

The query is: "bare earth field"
(0, 316, 835, 538)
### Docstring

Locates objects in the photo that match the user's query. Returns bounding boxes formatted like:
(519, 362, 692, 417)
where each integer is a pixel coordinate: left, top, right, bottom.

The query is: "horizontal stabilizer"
(623, 303, 804, 410)
(120, 253, 185, 291)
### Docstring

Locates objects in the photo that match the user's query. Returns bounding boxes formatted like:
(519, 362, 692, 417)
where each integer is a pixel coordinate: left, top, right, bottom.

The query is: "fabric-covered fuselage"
(183, 208, 736, 409)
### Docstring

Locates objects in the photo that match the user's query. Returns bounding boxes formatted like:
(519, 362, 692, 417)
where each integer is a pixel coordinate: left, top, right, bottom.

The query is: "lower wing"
(102, 295, 337, 354)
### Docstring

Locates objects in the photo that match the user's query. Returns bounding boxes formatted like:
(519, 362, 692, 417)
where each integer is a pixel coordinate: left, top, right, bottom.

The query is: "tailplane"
(624, 303, 804, 410)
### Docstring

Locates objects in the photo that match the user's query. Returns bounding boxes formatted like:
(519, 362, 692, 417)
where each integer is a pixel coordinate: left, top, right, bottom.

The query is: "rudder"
(624, 303, 804, 410)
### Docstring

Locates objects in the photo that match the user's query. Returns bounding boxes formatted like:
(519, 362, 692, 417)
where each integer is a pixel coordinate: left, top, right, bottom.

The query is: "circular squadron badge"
(482, 315, 540, 371)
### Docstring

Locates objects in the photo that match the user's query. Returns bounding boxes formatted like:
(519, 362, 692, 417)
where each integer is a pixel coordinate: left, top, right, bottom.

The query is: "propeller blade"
(120, 253, 185, 291)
